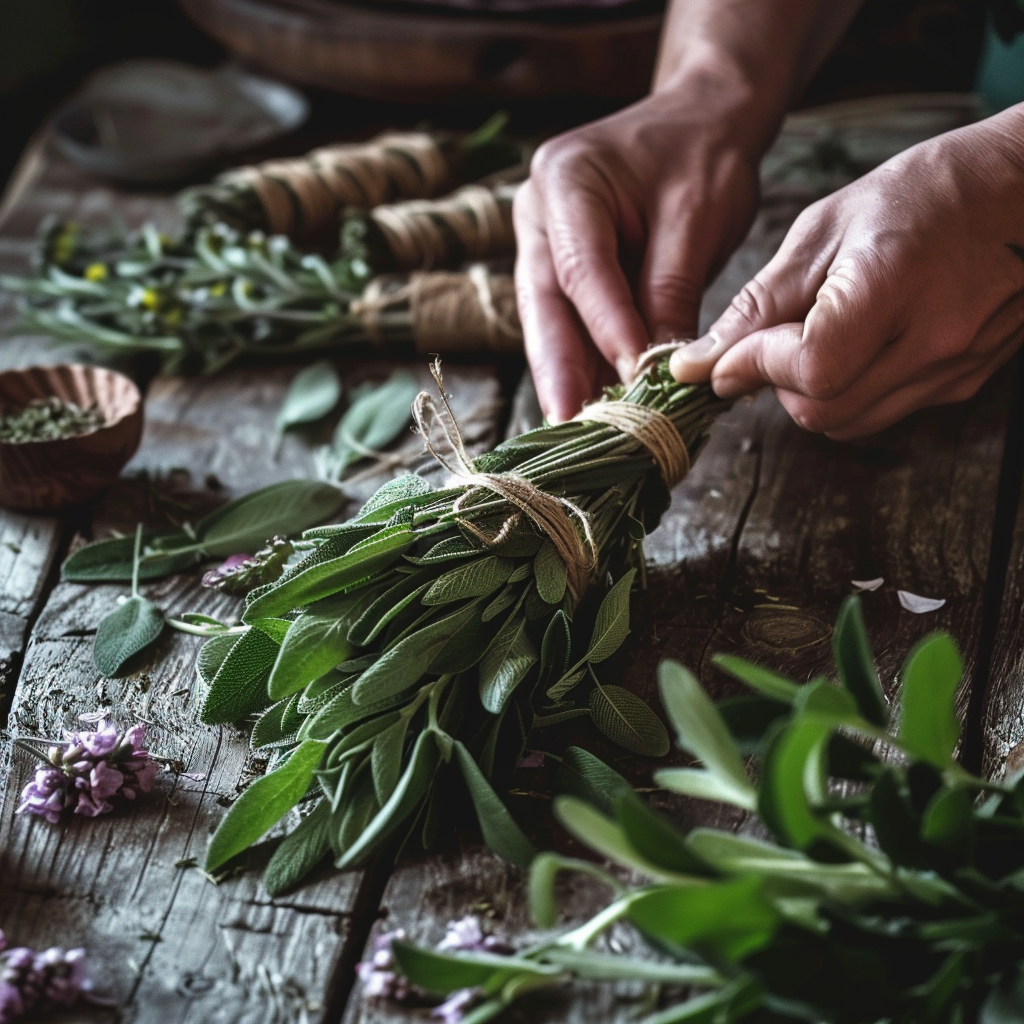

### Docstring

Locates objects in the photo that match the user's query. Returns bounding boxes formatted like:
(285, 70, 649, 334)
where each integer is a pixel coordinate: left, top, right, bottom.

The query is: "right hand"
(513, 83, 765, 422)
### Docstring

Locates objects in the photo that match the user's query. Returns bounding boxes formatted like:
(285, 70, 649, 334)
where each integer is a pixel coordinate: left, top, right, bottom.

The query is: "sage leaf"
(533, 540, 567, 605)
(93, 596, 165, 677)
(556, 746, 632, 817)
(325, 370, 420, 476)
(205, 739, 327, 872)
(454, 740, 536, 866)
(658, 660, 754, 800)
(200, 621, 284, 724)
(585, 568, 635, 663)
(245, 525, 416, 620)
(252, 698, 294, 749)
(627, 878, 780, 962)
(348, 577, 429, 646)
(614, 790, 710, 875)
(546, 666, 586, 703)
(335, 730, 439, 868)
(262, 799, 332, 895)
(277, 360, 341, 432)
(712, 654, 799, 704)
(539, 609, 571, 689)
(833, 595, 888, 727)
(479, 615, 537, 714)
(371, 715, 410, 804)
(589, 683, 669, 757)
(197, 632, 238, 686)
(422, 554, 514, 606)
(333, 763, 380, 854)
(268, 596, 357, 701)
(63, 529, 199, 582)
(897, 632, 962, 768)
(196, 480, 345, 557)
(352, 602, 480, 704)
(357, 473, 432, 520)
(654, 768, 757, 811)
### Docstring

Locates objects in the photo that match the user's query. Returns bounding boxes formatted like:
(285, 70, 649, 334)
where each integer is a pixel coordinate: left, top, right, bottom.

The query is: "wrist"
(651, 46, 787, 160)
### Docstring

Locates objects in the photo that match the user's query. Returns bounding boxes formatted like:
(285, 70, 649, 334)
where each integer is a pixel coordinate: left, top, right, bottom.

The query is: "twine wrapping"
(219, 133, 451, 238)
(349, 267, 523, 354)
(574, 340, 696, 488)
(370, 183, 517, 269)
(413, 360, 595, 602)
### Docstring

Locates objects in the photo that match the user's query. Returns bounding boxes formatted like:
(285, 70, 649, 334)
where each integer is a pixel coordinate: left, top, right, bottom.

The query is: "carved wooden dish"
(0, 365, 143, 511)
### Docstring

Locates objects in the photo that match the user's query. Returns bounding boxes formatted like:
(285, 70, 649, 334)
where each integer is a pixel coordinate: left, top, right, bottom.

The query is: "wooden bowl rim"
(0, 364, 142, 448)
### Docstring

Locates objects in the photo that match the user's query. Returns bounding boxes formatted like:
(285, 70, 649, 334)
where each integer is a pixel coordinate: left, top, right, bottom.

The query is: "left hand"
(669, 104, 1024, 440)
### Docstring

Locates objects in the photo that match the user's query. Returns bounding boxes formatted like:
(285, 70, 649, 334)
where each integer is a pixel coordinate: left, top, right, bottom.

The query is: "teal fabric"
(978, 14, 1024, 110)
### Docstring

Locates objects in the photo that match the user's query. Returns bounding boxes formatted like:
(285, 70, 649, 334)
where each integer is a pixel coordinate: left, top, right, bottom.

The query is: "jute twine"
(219, 133, 450, 238)
(413, 360, 595, 602)
(370, 183, 517, 269)
(572, 340, 695, 488)
(413, 344, 692, 601)
(350, 267, 522, 354)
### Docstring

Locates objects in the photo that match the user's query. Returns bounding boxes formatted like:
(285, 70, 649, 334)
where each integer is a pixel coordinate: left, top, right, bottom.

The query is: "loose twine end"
(411, 344, 695, 603)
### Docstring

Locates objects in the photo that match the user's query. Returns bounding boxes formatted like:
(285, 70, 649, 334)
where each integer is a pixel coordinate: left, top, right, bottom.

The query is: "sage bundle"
(341, 182, 519, 273)
(179, 119, 523, 242)
(2, 221, 522, 373)
(195, 354, 726, 893)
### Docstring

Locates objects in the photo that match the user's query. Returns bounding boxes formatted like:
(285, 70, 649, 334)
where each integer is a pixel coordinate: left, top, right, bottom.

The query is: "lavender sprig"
(0, 930, 93, 1023)
(16, 720, 158, 822)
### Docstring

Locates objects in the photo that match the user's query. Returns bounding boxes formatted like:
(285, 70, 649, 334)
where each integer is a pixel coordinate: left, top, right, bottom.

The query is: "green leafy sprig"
(389, 597, 1024, 1024)
(196, 358, 725, 891)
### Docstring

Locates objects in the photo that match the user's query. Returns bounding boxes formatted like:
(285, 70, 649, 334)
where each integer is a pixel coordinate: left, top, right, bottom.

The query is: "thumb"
(670, 211, 835, 383)
(708, 260, 896, 400)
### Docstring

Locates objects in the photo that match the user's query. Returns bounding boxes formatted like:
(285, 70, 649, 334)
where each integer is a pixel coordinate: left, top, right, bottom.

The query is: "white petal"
(897, 591, 945, 613)
(851, 578, 884, 592)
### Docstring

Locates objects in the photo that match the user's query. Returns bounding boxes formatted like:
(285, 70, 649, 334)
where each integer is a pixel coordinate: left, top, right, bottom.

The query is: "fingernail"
(711, 374, 744, 399)
(615, 354, 636, 384)
(547, 410, 567, 426)
(669, 335, 717, 379)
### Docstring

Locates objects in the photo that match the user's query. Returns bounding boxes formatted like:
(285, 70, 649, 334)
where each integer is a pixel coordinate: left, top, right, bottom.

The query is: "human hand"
(514, 80, 764, 422)
(670, 107, 1024, 440)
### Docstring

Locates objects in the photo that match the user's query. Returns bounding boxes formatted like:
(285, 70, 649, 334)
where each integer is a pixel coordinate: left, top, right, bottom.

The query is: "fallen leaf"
(898, 591, 945, 614)
(852, 578, 884, 592)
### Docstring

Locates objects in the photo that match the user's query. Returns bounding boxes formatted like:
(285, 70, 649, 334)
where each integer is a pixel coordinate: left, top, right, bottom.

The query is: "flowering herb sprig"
(384, 598, 1024, 1024)
(16, 718, 158, 822)
(193, 356, 725, 894)
(0, 930, 96, 1023)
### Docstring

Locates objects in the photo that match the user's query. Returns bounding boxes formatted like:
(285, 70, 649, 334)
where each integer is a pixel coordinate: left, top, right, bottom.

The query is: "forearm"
(653, 0, 865, 154)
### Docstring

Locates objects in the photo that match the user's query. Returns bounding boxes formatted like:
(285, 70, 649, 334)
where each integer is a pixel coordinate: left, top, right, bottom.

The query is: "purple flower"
(432, 988, 482, 1024)
(517, 750, 545, 769)
(202, 553, 252, 589)
(16, 718, 159, 823)
(438, 916, 514, 955)
(0, 938, 92, 1023)
(356, 929, 421, 1003)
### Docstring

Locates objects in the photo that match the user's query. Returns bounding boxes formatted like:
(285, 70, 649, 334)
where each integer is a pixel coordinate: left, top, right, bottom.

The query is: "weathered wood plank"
(0, 358, 504, 1023)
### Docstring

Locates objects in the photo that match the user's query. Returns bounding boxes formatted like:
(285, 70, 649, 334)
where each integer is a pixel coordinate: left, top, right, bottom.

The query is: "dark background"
(0, 0, 990, 192)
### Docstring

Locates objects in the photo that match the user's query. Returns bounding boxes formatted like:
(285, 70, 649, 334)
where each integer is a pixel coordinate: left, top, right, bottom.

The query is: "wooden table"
(2, 95, 1022, 1024)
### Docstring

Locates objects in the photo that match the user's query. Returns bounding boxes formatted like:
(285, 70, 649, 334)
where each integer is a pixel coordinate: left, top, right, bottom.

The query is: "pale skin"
(514, 0, 1024, 439)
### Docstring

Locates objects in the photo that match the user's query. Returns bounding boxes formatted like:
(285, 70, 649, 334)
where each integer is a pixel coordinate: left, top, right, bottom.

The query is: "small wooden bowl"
(0, 365, 144, 511)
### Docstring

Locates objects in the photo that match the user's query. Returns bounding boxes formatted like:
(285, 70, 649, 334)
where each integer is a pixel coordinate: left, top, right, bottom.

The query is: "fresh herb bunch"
(2, 219, 522, 372)
(387, 597, 1024, 1024)
(178, 117, 523, 239)
(194, 359, 724, 894)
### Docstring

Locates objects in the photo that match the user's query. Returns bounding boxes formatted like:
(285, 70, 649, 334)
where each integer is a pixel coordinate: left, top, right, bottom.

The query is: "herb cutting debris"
(380, 597, 1024, 1024)
(183, 351, 724, 892)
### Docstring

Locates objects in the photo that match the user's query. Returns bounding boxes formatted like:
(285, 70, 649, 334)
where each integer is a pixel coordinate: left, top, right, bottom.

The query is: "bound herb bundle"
(2, 221, 522, 373)
(386, 598, 1024, 1024)
(194, 356, 724, 893)
(178, 117, 523, 241)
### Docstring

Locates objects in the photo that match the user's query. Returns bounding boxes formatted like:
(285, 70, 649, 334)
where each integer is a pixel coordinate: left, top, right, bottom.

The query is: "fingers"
(529, 148, 650, 382)
(637, 204, 704, 346)
(708, 250, 897, 401)
(514, 183, 603, 423)
(671, 204, 838, 382)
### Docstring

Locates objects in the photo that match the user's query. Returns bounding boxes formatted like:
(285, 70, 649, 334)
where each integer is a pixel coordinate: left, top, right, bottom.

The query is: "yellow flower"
(163, 307, 183, 327)
(140, 288, 160, 310)
(84, 263, 108, 282)
(209, 281, 227, 297)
